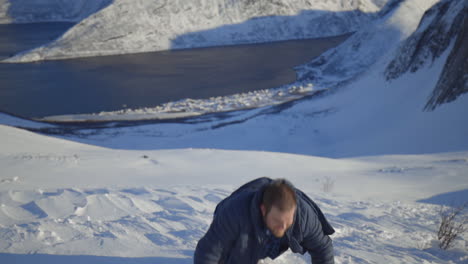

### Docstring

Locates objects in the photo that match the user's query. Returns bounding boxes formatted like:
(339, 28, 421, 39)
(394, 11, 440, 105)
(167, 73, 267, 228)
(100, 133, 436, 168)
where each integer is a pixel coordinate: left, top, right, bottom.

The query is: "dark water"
(0, 22, 348, 119)
(0, 22, 75, 59)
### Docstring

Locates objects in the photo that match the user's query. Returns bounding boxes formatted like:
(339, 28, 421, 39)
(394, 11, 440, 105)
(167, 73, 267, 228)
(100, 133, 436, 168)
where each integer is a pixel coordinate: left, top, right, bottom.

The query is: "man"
(194, 177, 335, 264)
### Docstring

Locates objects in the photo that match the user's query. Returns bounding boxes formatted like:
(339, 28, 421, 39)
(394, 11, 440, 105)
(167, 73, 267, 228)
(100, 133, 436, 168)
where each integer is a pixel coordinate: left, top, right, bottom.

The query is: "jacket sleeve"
(301, 208, 335, 264)
(194, 205, 239, 264)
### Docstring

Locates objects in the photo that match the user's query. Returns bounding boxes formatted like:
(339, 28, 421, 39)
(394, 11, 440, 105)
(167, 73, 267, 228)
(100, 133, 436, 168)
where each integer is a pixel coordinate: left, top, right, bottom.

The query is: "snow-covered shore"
(37, 83, 317, 123)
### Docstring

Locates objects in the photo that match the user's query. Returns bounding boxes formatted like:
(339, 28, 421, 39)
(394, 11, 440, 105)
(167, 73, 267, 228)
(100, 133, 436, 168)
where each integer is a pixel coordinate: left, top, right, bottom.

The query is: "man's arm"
(194, 206, 239, 264)
(301, 208, 334, 264)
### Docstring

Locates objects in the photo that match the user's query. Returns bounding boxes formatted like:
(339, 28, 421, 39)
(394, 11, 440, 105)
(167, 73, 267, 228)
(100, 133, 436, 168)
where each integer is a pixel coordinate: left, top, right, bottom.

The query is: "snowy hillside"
(3, 0, 389, 62)
(0, 124, 467, 263)
(0, 0, 111, 24)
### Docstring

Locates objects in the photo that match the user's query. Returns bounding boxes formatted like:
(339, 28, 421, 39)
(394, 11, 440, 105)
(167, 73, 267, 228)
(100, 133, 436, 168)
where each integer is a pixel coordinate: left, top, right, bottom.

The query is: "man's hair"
(262, 178, 297, 215)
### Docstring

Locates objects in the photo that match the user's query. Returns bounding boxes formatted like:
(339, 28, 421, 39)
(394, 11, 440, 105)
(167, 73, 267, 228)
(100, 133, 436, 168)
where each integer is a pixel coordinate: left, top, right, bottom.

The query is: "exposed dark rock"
(425, 6, 468, 110)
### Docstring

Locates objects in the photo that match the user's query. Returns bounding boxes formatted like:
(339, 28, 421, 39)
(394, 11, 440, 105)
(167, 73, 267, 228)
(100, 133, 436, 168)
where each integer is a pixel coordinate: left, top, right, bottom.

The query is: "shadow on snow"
(417, 189, 468, 207)
(0, 253, 192, 264)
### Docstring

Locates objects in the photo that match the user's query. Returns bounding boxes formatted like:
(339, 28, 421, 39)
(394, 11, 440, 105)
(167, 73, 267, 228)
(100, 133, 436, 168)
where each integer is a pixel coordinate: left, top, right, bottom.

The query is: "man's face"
(261, 204, 295, 238)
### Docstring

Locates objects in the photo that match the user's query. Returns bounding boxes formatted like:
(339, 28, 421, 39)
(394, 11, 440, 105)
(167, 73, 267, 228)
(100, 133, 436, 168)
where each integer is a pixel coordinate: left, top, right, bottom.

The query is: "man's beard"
(263, 215, 286, 238)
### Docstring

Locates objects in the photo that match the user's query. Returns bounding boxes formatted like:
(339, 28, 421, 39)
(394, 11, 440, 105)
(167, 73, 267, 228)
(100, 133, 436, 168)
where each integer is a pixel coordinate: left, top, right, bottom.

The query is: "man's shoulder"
(231, 177, 272, 196)
(215, 177, 270, 213)
(294, 189, 335, 236)
(216, 188, 256, 214)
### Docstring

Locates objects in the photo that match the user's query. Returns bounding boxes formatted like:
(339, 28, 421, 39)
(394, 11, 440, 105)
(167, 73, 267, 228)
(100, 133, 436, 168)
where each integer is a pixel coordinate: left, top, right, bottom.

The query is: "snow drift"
(3, 0, 389, 62)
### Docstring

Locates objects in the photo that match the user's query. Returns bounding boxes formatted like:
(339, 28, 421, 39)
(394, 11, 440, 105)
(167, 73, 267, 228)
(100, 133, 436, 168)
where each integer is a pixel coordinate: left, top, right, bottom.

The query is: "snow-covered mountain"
(385, 0, 468, 110)
(295, 0, 440, 89)
(12, 0, 453, 124)
(0, 0, 112, 24)
(2, 0, 466, 158)
(296, 0, 468, 112)
(3, 0, 389, 62)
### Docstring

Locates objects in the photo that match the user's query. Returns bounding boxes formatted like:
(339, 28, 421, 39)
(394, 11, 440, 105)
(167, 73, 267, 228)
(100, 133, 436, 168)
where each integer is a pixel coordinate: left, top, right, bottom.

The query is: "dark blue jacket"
(194, 177, 335, 264)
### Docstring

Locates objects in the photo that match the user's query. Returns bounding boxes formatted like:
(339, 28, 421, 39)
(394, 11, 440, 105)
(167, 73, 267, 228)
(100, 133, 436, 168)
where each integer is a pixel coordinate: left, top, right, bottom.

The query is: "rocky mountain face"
(385, 0, 467, 110)
(0, 0, 112, 24)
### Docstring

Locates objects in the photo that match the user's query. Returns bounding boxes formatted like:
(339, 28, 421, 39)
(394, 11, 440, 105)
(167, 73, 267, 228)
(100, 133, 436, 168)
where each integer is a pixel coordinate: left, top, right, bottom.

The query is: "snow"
(14, 0, 466, 159)
(0, 124, 467, 263)
(295, 0, 439, 87)
(38, 83, 317, 122)
(3, 0, 442, 124)
(1, 0, 467, 263)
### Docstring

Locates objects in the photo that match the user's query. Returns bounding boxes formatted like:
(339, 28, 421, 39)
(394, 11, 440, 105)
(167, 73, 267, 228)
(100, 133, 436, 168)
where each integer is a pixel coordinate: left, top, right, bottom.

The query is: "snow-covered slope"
(0, 0, 112, 24)
(3, 0, 388, 62)
(0, 124, 467, 263)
